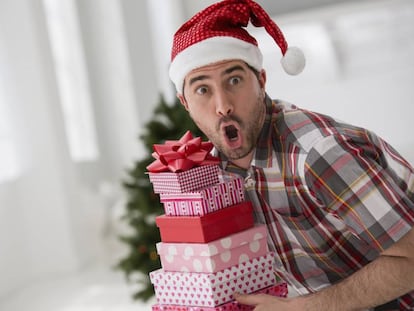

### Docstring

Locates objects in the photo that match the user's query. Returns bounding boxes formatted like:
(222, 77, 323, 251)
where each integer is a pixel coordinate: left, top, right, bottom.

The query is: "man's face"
(179, 60, 266, 163)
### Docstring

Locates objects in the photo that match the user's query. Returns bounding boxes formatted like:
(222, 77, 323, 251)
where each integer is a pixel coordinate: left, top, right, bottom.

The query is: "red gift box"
(160, 178, 245, 216)
(155, 202, 254, 243)
(148, 165, 221, 194)
(151, 283, 288, 310)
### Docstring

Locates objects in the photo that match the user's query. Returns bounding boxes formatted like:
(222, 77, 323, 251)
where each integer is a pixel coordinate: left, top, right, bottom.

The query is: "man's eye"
(229, 76, 241, 85)
(196, 86, 208, 95)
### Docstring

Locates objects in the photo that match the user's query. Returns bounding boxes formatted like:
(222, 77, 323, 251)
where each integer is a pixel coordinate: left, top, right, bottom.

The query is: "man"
(168, 0, 414, 310)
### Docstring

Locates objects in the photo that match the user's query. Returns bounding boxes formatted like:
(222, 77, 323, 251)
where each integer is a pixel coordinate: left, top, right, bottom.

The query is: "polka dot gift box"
(156, 225, 268, 273)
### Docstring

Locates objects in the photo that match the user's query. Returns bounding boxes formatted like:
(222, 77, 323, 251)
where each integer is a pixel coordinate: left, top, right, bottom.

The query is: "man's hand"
(233, 292, 307, 311)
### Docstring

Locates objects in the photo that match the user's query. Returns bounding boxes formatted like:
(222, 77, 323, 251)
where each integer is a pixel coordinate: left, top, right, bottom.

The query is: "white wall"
(0, 0, 79, 298)
(0, 0, 159, 301)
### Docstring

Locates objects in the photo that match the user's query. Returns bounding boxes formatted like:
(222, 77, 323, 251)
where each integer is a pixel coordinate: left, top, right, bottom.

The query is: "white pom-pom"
(281, 46, 305, 75)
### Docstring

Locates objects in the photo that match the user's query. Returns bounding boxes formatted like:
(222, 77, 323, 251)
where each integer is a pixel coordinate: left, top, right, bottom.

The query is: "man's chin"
(222, 146, 251, 161)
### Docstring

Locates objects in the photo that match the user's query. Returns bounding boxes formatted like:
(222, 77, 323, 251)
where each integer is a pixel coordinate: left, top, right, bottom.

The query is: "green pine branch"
(115, 95, 205, 301)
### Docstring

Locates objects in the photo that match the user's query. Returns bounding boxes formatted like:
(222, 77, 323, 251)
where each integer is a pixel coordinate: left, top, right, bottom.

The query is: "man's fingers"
(233, 292, 270, 306)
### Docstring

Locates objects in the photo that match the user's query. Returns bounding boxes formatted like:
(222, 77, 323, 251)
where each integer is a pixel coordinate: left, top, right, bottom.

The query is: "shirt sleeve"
(304, 131, 414, 252)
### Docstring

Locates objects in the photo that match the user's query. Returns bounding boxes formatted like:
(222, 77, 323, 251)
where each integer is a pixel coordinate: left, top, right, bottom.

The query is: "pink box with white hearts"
(150, 253, 276, 307)
(156, 225, 268, 273)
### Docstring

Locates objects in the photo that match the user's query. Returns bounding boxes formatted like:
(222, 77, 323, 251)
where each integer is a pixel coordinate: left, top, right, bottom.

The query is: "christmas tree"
(116, 96, 205, 301)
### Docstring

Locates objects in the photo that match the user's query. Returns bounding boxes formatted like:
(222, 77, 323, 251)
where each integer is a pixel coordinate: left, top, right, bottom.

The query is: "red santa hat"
(169, 0, 305, 94)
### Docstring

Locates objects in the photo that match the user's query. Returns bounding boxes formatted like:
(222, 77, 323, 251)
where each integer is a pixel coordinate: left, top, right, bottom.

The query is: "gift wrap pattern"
(150, 253, 275, 307)
(148, 165, 220, 193)
(157, 225, 268, 272)
(151, 283, 288, 310)
(160, 178, 245, 216)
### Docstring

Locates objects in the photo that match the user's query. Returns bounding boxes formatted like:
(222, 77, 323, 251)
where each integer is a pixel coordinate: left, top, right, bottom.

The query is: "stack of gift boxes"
(146, 132, 287, 310)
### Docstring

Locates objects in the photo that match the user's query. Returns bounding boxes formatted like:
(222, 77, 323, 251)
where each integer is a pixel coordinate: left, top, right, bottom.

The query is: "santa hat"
(169, 0, 305, 93)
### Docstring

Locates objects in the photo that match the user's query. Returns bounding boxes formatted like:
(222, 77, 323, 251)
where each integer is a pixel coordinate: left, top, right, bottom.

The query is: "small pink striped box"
(151, 283, 288, 310)
(150, 253, 276, 307)
(148, 165, 220, 194)
(159, 178, 244, 216)
(156, 225, 268, 273)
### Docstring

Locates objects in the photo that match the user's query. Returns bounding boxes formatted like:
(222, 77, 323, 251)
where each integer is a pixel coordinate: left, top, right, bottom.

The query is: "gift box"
(157, 225, 268, 272)
(160, 178, 245, 216)
(148, 165, 221, 194)
(150, 253, 276, 307)
(151, 283, 288, 310)
(155, 202, 254, 243)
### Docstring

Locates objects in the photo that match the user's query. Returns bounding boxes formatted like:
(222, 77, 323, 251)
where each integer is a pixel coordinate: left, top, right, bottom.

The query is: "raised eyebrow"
(187, 65, 246, 87)
(222, 65, 246, 76)
(188, 75, 209, 87)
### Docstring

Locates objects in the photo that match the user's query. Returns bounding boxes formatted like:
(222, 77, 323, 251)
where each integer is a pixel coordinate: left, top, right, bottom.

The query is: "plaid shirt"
(218, 96, 414, 310)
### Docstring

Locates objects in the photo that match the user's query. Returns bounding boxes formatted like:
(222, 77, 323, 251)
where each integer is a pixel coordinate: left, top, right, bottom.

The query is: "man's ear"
(259, 69, 267, 92)
(177, 93, 189, 111)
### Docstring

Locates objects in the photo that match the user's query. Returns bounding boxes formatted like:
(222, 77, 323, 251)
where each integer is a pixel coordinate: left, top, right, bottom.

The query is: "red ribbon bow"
(146, 131, 220, 173)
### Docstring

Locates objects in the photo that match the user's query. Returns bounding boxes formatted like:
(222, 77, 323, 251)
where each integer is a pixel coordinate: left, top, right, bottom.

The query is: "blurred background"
(0, 0, 413, 310)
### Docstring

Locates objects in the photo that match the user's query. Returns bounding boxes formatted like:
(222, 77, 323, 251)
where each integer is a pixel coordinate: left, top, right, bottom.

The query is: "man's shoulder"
(271, 99, 336, 126)
(271, 99, 333, 123)
(270, 99, 344, 152)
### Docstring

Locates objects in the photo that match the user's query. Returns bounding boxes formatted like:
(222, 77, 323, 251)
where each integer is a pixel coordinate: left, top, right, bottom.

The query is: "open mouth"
(224, 125, 239, 141)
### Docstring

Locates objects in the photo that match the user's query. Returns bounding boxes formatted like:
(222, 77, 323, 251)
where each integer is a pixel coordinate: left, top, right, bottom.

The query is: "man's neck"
(230, 149, 255, 170)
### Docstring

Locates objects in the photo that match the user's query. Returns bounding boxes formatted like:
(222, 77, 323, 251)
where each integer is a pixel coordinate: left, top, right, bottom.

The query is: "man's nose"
(215, 90, 233, 116)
